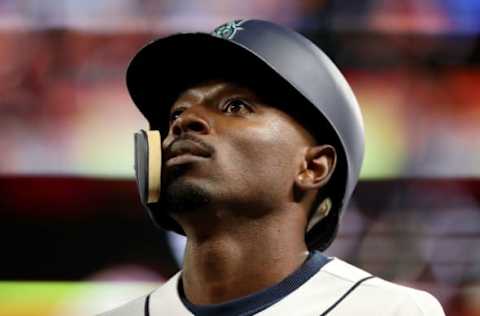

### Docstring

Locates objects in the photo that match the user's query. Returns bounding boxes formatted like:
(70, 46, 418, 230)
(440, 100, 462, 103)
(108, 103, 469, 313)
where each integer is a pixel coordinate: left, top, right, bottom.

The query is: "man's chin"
(162, 179, 211, 214)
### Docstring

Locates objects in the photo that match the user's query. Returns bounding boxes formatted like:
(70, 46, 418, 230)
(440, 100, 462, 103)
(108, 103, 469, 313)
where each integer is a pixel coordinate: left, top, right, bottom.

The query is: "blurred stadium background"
(0, 0, 479, 315)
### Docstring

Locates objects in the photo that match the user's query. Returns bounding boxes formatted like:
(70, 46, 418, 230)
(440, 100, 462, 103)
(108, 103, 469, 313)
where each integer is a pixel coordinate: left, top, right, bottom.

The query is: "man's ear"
(296, 145, 337, 191)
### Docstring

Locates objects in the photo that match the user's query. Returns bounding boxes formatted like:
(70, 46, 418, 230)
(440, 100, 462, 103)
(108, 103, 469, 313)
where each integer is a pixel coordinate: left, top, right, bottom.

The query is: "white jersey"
(98, 257, 445, 316)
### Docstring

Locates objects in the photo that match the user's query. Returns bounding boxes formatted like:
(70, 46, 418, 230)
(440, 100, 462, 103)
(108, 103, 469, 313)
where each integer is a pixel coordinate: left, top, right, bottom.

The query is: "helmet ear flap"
(134, 130, 162, 206)
(134, 130, 185, 235)
(306, 197, 332, 232)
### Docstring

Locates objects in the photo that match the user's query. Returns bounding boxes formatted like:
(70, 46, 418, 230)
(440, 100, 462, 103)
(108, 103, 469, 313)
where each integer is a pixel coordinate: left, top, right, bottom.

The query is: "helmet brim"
(126, 32, 289, 134)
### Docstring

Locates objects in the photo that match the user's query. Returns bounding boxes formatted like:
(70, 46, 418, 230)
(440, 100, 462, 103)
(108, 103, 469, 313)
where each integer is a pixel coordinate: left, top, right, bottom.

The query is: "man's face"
(160, 80, 316, 223)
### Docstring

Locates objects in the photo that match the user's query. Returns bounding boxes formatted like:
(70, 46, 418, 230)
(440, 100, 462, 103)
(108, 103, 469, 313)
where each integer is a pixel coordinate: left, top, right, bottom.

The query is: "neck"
(180, 207, 309, 305)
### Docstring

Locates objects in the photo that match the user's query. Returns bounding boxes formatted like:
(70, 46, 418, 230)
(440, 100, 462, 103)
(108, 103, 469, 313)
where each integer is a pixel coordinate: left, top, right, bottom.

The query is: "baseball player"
(100, 20, 445, 315)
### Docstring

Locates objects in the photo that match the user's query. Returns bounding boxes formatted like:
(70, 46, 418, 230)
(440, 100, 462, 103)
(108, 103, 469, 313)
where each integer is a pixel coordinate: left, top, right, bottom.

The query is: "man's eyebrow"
(169, 89, 203, 114)
(181, 87, 207, 101)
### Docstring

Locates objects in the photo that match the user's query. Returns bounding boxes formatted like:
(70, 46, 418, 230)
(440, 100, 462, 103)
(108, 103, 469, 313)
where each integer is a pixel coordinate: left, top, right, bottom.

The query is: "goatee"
(162, 179, 211, 214)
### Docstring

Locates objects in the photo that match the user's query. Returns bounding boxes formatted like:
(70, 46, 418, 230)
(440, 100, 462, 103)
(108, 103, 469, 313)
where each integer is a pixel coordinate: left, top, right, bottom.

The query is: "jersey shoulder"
(96, 294, 148, 316)
(96, 272, 189, 316)
(322, 257, 445, 315)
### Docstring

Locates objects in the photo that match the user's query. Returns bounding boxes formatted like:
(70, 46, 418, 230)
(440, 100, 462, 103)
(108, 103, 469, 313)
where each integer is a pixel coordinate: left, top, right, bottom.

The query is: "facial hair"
(161, 166, 211, 214)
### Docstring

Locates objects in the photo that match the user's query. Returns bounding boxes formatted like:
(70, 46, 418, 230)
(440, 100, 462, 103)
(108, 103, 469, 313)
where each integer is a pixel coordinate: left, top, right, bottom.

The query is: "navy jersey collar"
(178, 251, 331, 316)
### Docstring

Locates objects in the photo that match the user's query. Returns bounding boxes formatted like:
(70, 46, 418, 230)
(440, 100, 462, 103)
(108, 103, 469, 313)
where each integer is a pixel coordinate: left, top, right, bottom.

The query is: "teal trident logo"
(212, 20, 246, 40)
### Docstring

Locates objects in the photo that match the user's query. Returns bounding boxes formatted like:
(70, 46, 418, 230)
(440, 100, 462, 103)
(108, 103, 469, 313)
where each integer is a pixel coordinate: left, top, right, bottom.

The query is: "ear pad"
(134, 130, 162, 205)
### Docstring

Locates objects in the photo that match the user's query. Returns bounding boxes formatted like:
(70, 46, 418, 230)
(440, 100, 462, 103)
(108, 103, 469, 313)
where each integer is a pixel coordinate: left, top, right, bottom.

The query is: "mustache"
(164, 133, 215, 158)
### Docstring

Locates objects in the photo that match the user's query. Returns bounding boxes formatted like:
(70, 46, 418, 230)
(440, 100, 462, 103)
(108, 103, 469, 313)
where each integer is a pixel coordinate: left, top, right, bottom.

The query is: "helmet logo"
(212, 20, 246, 40)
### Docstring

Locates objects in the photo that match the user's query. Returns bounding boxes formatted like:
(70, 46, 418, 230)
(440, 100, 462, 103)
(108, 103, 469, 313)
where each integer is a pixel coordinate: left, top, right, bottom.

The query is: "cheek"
(218, 120, 301, 192)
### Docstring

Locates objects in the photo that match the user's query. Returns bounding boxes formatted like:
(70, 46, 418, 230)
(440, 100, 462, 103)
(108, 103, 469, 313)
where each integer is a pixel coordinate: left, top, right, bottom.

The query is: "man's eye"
(223, 99, 251, 114)
(169, 109, 184, 122)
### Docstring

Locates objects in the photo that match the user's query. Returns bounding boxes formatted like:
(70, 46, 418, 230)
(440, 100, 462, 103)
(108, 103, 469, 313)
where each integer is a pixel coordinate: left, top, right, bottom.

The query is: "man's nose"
(170, 108, 210, 136)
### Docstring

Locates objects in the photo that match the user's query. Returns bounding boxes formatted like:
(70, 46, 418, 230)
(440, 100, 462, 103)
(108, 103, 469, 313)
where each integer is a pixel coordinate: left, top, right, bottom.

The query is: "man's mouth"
(166, 153, 209, 167)
(165, 139, 212, 166)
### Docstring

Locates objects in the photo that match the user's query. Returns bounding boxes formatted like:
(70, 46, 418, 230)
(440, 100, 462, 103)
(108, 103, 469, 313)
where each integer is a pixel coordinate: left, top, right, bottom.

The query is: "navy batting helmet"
(127, 19, 365, 251)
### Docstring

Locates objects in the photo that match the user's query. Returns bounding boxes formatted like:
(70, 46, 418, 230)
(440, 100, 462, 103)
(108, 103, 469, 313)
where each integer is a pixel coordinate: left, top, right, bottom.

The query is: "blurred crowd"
(0, 0, 479, 177)
(0, 0, 479, 315)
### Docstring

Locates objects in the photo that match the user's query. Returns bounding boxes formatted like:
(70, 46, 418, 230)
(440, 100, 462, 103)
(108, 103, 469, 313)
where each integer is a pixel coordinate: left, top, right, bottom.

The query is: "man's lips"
(165, 139, 213, 163)
(166, 154, 208, 167)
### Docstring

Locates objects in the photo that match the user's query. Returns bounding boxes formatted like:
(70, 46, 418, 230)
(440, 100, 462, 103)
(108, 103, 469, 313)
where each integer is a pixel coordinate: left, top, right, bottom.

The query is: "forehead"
(172, 79, 261, 107)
